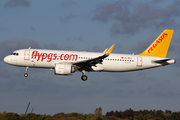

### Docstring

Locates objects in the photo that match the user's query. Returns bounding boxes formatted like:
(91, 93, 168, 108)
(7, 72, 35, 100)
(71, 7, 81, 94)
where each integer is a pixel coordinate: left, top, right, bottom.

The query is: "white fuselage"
(3, 49, 175, 72)
(3, 29, 175, 80)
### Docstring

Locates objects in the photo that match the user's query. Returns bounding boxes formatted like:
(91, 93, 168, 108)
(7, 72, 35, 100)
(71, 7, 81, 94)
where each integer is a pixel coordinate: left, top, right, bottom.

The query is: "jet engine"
(54, 63, 75, 75)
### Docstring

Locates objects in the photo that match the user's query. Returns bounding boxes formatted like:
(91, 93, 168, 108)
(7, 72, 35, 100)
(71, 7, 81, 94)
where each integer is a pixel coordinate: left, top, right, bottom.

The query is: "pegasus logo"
(147, 32, 168, 53)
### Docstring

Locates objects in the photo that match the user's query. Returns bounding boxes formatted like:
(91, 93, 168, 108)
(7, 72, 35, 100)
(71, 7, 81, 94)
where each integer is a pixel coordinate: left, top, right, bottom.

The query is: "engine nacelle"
(54, 63, 75, 75)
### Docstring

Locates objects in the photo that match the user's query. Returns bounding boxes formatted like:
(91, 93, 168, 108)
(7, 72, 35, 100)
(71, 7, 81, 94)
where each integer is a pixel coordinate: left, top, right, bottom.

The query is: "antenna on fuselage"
(29, 47, 31, 49)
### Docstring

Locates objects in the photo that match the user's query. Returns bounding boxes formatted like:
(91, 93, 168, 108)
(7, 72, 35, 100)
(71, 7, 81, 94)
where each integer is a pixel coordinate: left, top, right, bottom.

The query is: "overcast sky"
(1, 0, 180, 115)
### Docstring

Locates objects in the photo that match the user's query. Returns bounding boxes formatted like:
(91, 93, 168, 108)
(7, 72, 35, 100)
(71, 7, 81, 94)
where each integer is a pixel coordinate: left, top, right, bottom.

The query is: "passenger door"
(24, 50, 30, 60)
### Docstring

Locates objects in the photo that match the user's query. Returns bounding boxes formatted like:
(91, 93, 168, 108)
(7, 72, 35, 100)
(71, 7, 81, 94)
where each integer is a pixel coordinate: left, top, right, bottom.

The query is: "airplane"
(4, 29, 175, 81)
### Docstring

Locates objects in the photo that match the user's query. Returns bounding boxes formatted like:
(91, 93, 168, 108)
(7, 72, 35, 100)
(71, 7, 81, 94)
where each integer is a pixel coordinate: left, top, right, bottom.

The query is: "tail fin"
(138, 29, 174, 58)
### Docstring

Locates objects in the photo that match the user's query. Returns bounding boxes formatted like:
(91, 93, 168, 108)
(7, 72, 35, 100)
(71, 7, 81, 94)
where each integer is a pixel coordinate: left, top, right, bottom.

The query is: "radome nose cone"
(3, 56, 9, 63)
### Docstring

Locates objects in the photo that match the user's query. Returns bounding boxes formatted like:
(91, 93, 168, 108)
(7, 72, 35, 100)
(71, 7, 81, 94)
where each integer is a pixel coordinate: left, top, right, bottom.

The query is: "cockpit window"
(11, 53, 19, 56)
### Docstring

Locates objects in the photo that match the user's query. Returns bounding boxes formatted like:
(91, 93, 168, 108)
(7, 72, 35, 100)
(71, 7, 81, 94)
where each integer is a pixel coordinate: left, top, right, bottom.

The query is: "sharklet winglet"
(103, 48, 108, 54)
(106, 44, 115, 55)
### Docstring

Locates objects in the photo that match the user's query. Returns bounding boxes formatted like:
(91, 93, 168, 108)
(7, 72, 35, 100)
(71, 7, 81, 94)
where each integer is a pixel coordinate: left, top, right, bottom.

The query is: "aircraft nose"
(4, 56, 9, 63)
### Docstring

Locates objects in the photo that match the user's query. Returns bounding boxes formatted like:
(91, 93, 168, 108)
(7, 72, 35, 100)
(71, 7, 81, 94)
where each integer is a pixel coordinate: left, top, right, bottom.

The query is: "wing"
(73, 44, 115, 71)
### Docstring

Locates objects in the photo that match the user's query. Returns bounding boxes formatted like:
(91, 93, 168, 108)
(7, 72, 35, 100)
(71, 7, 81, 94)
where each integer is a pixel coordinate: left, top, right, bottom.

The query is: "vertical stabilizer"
(138, 29, 174, 58)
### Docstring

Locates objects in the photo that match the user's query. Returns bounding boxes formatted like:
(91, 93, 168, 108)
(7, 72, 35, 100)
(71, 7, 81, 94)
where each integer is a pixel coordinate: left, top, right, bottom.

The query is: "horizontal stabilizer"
(152, 58, 176, 65)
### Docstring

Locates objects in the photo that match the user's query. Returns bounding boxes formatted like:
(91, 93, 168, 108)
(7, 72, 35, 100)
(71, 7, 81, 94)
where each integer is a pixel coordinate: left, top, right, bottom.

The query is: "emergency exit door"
(137, 57, 142, 67)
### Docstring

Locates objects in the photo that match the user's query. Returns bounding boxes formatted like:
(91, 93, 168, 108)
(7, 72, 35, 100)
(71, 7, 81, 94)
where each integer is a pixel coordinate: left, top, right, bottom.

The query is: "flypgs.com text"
(31, 51, 78, 62)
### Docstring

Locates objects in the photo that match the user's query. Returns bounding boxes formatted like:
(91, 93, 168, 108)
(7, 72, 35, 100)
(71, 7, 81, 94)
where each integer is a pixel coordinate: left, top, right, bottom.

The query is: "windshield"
(11, 53, 19, 56)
